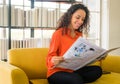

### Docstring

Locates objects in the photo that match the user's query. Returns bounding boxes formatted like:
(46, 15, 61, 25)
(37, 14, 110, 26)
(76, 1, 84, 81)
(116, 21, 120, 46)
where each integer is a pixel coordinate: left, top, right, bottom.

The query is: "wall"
(108, 0, 120, 55)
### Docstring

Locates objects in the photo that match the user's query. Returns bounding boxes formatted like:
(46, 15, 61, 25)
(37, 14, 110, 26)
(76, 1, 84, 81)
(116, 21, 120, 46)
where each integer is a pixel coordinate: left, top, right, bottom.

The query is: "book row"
(0, 38, 51, 60)
(0, 5, 66, 27)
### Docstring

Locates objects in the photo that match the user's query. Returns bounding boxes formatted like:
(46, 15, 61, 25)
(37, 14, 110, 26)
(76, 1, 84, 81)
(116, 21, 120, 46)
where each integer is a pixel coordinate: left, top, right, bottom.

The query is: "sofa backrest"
(8, 48, 49, 79)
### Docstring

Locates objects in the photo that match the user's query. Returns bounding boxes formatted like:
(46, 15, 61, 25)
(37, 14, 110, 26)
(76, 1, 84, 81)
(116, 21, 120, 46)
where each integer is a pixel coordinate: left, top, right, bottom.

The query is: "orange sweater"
(46, 28, 82, 77)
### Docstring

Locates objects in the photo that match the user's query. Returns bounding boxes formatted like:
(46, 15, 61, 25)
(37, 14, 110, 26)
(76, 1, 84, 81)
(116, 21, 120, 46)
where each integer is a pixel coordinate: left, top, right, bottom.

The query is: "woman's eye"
(82, 19, 85, 21)
(76, 17, 80, 19)
(75, 16, 85, 22)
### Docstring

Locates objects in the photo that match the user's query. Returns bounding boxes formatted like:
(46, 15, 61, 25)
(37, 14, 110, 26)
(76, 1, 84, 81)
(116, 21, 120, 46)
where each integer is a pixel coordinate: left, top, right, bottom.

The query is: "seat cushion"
(30, 79, 48, 84)
(88, 72, 120, 84)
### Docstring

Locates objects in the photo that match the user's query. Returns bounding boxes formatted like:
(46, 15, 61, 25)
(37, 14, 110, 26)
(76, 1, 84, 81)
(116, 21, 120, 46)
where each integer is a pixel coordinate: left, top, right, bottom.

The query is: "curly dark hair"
(57, 3, 90, 35)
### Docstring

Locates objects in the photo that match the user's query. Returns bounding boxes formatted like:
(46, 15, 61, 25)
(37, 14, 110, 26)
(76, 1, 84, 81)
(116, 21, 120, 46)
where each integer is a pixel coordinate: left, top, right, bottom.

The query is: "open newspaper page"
(55, 37, 120, 70)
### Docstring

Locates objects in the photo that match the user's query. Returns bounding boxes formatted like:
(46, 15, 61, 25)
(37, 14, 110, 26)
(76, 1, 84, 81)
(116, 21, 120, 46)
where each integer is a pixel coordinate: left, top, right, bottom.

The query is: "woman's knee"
(84, 66, 102, 83)
(93, 66, 102, 76)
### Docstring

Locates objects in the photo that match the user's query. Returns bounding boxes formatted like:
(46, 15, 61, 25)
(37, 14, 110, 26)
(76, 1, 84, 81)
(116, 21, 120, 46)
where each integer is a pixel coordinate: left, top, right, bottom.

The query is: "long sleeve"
(46, 29, 61, 68)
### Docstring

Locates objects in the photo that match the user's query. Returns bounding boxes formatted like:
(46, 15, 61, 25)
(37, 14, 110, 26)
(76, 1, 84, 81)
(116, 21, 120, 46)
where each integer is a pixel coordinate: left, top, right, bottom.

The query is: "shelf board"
(0, 26, 9, 28)
(0, 26, 56, 30)
(31, 0, 76, 2)
(11, 27, 56, 30)
(35, 0, 73, 1)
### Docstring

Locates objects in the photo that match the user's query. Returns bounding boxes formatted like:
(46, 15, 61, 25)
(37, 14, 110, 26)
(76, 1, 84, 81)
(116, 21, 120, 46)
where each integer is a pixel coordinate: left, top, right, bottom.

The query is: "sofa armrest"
(0, 61, 29, 84)
(101, 55, 120, 73)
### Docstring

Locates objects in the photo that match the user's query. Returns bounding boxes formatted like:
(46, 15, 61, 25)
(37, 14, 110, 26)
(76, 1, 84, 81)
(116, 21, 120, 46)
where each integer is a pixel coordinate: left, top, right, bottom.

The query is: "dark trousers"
(47, 66, 102, 84)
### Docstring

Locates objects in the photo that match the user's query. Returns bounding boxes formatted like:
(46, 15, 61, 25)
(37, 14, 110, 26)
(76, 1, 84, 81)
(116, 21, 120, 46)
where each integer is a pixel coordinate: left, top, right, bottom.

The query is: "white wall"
(108, 0, 120, 55)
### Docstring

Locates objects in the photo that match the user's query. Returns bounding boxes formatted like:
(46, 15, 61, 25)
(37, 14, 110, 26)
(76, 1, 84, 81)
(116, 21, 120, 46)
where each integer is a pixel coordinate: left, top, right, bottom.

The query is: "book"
(55, 37, 120, 70)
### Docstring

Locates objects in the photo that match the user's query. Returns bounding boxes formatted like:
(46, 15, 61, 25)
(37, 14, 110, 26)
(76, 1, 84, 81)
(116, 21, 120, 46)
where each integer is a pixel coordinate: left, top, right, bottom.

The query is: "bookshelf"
(0, 0, 81, 61)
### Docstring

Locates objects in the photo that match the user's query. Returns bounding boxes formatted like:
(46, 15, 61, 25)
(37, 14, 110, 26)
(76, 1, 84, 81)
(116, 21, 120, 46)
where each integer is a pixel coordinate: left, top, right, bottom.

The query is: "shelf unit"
(0, 0, 81, 61)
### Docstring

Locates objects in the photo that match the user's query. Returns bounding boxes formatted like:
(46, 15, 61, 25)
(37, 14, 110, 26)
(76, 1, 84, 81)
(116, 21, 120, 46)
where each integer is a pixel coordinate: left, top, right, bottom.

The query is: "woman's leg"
(47, 71, 84, 84)
(74, 65, 102, 83)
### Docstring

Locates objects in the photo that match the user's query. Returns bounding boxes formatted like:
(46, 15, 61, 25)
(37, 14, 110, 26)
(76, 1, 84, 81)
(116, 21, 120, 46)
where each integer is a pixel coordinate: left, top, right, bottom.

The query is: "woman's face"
(70, 9, 86, 30)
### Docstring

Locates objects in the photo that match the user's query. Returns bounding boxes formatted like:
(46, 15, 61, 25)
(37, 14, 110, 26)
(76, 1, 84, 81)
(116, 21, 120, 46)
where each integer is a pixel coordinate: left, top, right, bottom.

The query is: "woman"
(46, 3, 102, 84)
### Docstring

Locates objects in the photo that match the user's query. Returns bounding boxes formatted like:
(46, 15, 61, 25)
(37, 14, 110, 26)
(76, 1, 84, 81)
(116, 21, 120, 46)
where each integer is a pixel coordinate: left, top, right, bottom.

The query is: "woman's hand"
(51, 56, 64, 66)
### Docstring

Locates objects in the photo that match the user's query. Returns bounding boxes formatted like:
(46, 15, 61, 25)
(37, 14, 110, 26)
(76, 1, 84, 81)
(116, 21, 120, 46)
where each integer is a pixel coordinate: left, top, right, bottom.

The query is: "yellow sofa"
(0, 48, 120, 84)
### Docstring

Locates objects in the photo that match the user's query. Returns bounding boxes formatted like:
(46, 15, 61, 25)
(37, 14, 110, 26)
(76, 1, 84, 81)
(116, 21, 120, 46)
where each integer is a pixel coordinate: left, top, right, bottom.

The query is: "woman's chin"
(74, 27, 79, 30)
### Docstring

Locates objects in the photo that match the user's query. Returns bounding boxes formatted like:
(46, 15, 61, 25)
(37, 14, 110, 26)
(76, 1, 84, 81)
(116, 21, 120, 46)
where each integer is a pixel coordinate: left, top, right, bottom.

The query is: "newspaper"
(55, 37, 120, 70)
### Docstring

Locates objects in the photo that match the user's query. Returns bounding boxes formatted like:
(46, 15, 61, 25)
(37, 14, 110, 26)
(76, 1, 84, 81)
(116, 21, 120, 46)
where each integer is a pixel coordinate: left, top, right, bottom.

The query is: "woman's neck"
(69, 26, 76, 38)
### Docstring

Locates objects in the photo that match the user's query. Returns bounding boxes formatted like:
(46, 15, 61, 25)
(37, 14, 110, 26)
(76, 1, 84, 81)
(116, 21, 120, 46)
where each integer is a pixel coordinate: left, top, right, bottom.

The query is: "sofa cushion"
(8, 48, 49, 79)
(88, 72, 120, 84)
(102, 55, 120, 73)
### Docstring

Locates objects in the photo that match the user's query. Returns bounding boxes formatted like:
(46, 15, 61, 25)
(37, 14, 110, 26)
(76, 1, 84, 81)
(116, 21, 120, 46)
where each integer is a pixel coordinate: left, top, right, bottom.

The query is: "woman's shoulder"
(53, 28, 63, 35)
(51, 28, 63, 40)
(56, 28, 63, 32)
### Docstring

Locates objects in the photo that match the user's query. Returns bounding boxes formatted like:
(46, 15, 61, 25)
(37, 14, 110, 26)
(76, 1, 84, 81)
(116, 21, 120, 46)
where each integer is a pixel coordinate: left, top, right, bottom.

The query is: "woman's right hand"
(51, 56, 64, 66)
